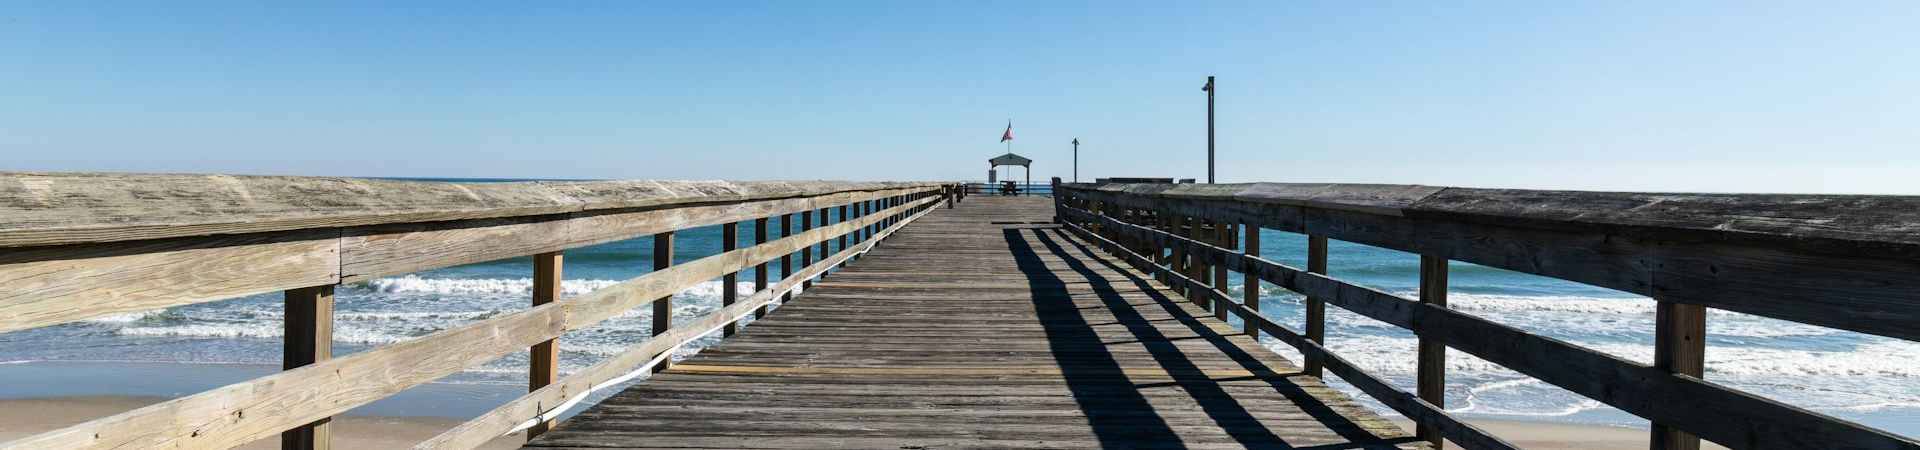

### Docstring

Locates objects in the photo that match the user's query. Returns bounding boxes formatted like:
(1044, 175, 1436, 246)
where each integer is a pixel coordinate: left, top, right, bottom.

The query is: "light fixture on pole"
(1071, 138, 1079, 183)
(1202, 76, 1215, 184)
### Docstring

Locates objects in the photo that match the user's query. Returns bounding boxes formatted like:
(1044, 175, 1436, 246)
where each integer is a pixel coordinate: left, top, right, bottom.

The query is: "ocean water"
(1, 180, 1914, 438)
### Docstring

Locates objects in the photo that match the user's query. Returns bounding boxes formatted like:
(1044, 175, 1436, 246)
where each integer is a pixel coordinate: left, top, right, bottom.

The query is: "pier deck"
(524, 196, 1425, 449)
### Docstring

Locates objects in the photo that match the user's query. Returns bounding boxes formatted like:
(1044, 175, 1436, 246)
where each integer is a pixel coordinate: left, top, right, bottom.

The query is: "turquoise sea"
(1, 178, 1914, 438)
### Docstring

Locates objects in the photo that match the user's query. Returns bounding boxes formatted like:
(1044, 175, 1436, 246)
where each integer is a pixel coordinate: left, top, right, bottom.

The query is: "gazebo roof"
(988, 153, 1032, 166)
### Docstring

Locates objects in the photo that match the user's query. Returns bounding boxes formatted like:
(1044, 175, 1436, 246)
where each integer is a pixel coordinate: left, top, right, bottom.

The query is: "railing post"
(651, 232, 674, 373)
(1304, 236, 1327, 377)
(1417, 254, 1449, 448)
(754, 218, 771, 320)
(282, 285, 334, 450)
(838, 205, 851, 267)
(1652, 301, 1708, 450)
(528, 251, 562, 439)
(1243, 224, 1260, 338)
(1155, 210, 1173, 286)
(817, 207, 830, 271)
(1214, 222, 1233, 321)
(1184, 215, 1206, 307)
(780, 214, 793, 305)
(800, 210, 814, 288)
(721, 224, 740, 337)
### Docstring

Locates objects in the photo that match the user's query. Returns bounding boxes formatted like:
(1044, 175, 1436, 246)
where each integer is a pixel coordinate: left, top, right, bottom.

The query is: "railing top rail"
(1060, 181, 1920, 261)
(0, 172, 946, 248)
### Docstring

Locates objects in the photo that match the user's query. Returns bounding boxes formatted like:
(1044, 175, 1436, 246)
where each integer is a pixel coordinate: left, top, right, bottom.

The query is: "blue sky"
(2, 1, 1916, 193)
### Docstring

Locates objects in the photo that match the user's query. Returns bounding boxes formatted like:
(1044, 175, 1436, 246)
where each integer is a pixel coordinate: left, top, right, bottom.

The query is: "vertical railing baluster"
(817, 207, 829, 270)
(282, 285, 334, 450)
(780, 214, 793, 305)
(1214, 222, 1233, 321)
(528, 251, 562, 439)
(838, 204, 850, 267)
(652, 232, 674, 373)
(1652, 301, 1707, 450)
(1417, 254, 1449, 448)
(754, 218, 771, 320)
(1304, 236, 1328, 377)
(1243, 224, 1260, 338)
(721, 223, 739, 337)
(800, 210, 814, 289)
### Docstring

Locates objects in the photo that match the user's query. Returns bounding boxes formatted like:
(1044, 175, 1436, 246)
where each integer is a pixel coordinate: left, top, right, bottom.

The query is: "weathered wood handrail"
(0, 173, 953, 450)
(1054, 180, 1920, 450)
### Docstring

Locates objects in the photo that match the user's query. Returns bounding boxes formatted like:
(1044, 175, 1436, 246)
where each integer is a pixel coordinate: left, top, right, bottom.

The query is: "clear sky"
(3, 1, 1916, 193)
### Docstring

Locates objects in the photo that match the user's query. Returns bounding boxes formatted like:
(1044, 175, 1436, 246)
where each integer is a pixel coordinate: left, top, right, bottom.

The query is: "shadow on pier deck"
(525, 197, 1425, 450)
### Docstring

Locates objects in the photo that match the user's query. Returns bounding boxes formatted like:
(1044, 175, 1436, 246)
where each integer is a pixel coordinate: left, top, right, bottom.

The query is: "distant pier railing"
(0, 173, 959, 450)
(964, 181, 1052, 196)
(1054, 180, 1920, 450)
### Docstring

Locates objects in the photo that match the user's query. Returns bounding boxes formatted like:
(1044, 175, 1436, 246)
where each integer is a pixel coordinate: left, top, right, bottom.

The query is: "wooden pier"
(3, 173, 1918, 450)
(525, 196, 1421, 449)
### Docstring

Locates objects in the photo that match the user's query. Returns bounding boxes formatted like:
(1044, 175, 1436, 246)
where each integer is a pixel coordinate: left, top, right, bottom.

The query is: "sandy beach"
(0, 395, 1739, 450)
(0, 396, 520, 450)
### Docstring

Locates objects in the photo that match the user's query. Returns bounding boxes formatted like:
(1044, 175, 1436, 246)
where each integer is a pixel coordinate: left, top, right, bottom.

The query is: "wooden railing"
(0, 173, 960, 450)
(1052, 180, 1920, 450)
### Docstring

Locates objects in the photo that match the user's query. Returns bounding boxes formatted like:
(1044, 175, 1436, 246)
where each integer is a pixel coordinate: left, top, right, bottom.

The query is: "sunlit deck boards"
(523, 196, 1426, 450)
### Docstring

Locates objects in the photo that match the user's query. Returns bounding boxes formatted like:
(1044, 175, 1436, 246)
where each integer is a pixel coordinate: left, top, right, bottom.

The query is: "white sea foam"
(367, 275, 623, 295)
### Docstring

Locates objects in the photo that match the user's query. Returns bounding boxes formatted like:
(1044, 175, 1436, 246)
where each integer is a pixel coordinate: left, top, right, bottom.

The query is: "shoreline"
(0, 395, 1732, 450)
(0, 396, 521, 450)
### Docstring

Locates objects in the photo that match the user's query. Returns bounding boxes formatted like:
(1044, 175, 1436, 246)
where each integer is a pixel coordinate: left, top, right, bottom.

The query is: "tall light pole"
(1071, 138, 1080, 183)
(1202, 76, 1215, 184)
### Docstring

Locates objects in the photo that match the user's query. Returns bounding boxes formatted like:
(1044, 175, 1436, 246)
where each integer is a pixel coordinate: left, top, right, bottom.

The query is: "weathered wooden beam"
(0, 195, 944, 450)
(1059, 205, 1920, 450)
(1417, 255, 1448, 449)
(1243, 224, 1261, 339)
(1059, 220, 1521, 450)
(412, 194, 945, 450)
(1652, 300, 1708, 450)
(1059, 185, 1920, 342)
(281, 285, 334, 450)
(527, 251, 561, 439)
(651, 231, 674, 373)
(721, 224, 740, 337)
(752, 218, 770, 321)
(1305, 235, 1328, 378)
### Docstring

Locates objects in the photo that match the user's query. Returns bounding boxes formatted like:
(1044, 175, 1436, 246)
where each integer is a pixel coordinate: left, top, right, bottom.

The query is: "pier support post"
(282, 285, 334, 450)
(652, 232, 674, 373)
(1304, 236, 1328, 377)
(1214, 222, 1233, 321)
(1244, 224, 1260, 338)
(800, 210, 814, 289)
(1652, 300, 1708, 450)
(1417, 255, 1449, 448)
(722, 224, 740, 337)
(780, 215, 793, 305)
(754, 218, 771, 320)
(528, 251, 561, 439)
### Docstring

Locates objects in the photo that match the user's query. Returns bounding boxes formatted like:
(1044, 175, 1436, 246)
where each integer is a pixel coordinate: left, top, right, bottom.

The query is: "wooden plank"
(527, 197, 1423, 450)
(528, 251, 561, 439)
(1060, 186, 1920, 343)
(1417, 255, 1447, 449)
(1652, 300, 1707, 450)
(0, 229, 340, 333)
(0, 195, 943, 450)
(413, 186, 946, 450)
(722, 223, 740, 337)
(281, 285, 334, 450)
(1061, 205, 1920, 450)
(1305, 235, 1328, 378)
(1063, 221, 1516, 450)
(0, 173, 940, 248)
(753, 218, 770, 320)
(1243, 224, 1260, 338)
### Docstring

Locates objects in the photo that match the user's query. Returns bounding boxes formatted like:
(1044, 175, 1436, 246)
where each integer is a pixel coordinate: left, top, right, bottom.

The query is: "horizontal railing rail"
(0, 173, 959, 450)
(964, 181, 1051, 196)
(1054, 180, 1920, 450)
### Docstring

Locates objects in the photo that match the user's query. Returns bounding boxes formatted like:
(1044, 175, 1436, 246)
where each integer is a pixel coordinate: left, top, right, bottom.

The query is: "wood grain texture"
(1060, 205, 1920, 450)
(0, 173, 943, 248)
(528, 252, 561, 439)
(413, 194, 943, 450)
(0, 229, 340, 333)
(281, 285, 334, 450)
(526, 196, 1424, 450)
(1060, 185, 1920, 342)
(0, 195, 942, 450)
(1063, 220, 1514, 450)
